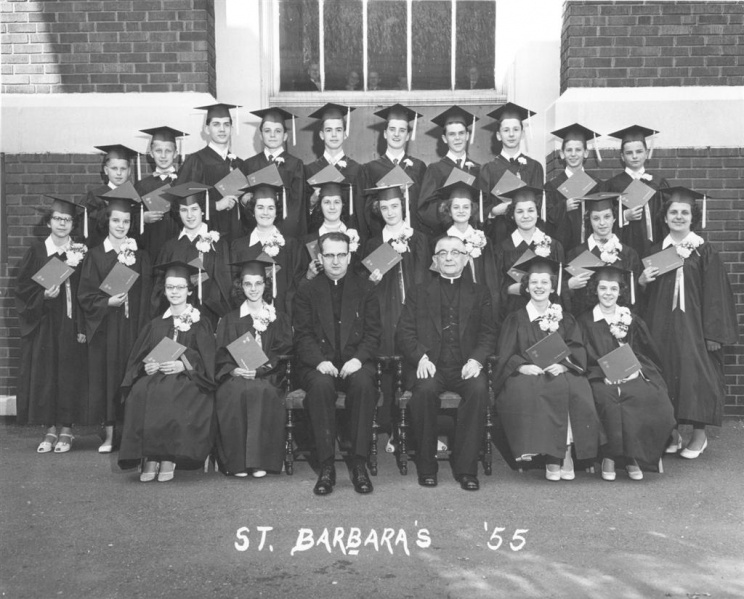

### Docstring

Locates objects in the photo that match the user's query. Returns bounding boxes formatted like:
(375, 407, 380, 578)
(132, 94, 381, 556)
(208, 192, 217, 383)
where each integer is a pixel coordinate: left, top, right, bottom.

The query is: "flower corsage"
(251, 302, 277, 345)
(403, 158, 414, 169)
(117, 237, 138, 266)
(464, 160, 475, 170)
(274, 156, 285, 166)
(64, 242, 88, 268)
(336, 159, 348, 169)
(389, 227, 414, 254)
(675, 232, 704, 259)
(599, 235, 622, 264)
(173, 305, 201, 333)
(517, 156, 527, 166)
(195, 230, 220, 253)
(262, 230, 285, 257)
(346, 228, 360, 253)
(538, 304, 563, 333)
(640, 173, 653, 182)
(532, 230, 552, 258)
(464, 229, 487, 258)
(609, 306, 632, 341)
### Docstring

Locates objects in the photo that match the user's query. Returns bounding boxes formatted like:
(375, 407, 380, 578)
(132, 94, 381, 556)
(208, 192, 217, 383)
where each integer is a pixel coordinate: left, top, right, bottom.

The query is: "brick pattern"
(547, 147, 744, 416)
(0, 0, 216, 94)
(561, 1, 744, 92)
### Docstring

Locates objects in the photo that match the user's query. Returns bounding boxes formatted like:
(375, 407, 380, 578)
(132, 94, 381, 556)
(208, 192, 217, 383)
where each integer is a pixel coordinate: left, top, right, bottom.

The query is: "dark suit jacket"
(293, 271, 381, 370)
(395, 275, 497, 369)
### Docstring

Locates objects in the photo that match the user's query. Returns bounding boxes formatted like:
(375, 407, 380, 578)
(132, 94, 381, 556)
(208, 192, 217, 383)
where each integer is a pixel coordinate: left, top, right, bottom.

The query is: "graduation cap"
(43, 195, 87, 238)
(551, 122, 603, 162)
(661, 186, 708, 228)
(243, 163, 286, 217)
(231, 247, 278, 298)
(374, 103, 423, 140)
(140, 125, 189, 163)
(99, 181, 145, 234)
(366, 166, 415, 226)
(307, 164, 355, 215)
(431, 105, 479, 143)
(577, 191, 622, 243)
(608, 124, 659, 159)
(162, 182, 212, 219)
(308, 102, 356, 136)
(584, 263, 635, 305)
(499, 185, 547, 222)
(154, 260, 200, 281)
(487, 102, 536, 124)
(195, 102, 242, 134)
(250, 107, 298, 146)
(95, 144, 141, 183)
(515, 254, 563, 293)
(437, 179, 485, 223)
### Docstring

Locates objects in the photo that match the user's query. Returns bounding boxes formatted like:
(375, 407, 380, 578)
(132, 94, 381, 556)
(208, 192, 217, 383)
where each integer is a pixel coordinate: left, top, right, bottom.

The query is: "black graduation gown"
(602, 172, 669, 258)
(154, 233, 233, 328)
(85, 183, 115, 249)
(134, 174, 180, 262)
(544, 170, 602, 253)
(641, 241, 737, 426)
(418, 156, 480, 238)
(477, 154, 544, 247)
(564, 240, 640, 317)
(177, 146, 245, 243)
(241, 151, 307, 239)
(493, 308, 602, 461)
(494, 232, 565, 319)
(15, 240, 88, 425)
(214, 309, 292, 473)
(362, 154, 427, 236)
(230, 235, 304, 319)
(118, 313, 216, 470)
(578, 310, 675, 464)
(77, 243, 152, 424)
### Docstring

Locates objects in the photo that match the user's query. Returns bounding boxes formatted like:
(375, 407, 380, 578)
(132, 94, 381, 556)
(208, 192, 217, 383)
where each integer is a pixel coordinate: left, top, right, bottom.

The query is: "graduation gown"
(494, 232, 565, 318)
(544, 170, 602, 253)
(15, 240, 88, 425)
(362, 230, 430, 354)
(231, 235, 304, 319)
(77, 242, 152, 424)
(578, 309, 675, 464)
(214, 309, 292, 473)
(118, 313, 216, 470)
(564, 239, 640, 317)
(477, 154, 544, 246)
(362, 154, 427, 235)
(134, 174, 180, 262)
(418, 156, 480, 238)
(177, 146, 245, 243)
(154, 232, 233, 327)
(602, 172, 669, 258)
(85, 183, 115, 249)
(641, 241, 737, 426)
(493, 307, 602, 461)
(241, 151, 307, 238)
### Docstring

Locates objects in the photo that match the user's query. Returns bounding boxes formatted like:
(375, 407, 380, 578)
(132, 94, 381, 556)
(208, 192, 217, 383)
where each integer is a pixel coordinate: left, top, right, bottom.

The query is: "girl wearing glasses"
(77, 192, 152, 453)
(16, 197, 88, 454)
(214, 252, 293, 478)
(118, 261, 216, 482)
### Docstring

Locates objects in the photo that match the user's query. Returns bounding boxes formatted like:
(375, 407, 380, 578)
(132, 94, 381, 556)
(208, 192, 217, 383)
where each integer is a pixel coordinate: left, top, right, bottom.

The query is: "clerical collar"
(386, 149, 405, 163)
(446, 150, 467, 164)
(326, 274, 346, 286)
(323, 150, 346, 165)
(209, 142, 230, 160)
(440, 274, 462, 284)
(625, 167, 646, 180)
(179, 222, 208, 241)
(264, 148, 284, 161)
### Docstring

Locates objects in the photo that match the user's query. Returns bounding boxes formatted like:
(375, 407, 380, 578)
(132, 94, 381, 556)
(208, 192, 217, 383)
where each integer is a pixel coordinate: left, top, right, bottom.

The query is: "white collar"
(526, 300, 545, 322)
(107, 181, 117, 190)
(625, 167, 645, 180)
(323, 150, 345, 165)
(447, 224, 473, 240)
(386, 149, 405, 163)
(587, 234, 618, 251)
(319, 222, 346, 236)
(592, 304, 616, 323)
(662, 232, 696, 249)
(565, 167, 584, 178)
(264, 148, 284, 161)
(446, 151, 467, 165)
(440, 274, 462, 283)
(382, 224, 406, 242)
(249, 226, 279, 246)
(500, 150, 521, 161)
(45, 236, 69, 257)
(511, 229, 533, 246)
(209, 142, 230, 160)
(239, 300, 251, 318)
(103, 237, 115, 253)
(179, 222, 208, 240)
(162, 307, 173, 318)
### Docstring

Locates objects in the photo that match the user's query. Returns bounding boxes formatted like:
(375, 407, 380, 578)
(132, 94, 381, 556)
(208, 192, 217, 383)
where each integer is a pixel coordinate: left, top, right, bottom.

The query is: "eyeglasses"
(164, 285, 188, 292)
(434, 249, 466, 258)
(321, 252, 348, 261)
(50, 216, 73, 224)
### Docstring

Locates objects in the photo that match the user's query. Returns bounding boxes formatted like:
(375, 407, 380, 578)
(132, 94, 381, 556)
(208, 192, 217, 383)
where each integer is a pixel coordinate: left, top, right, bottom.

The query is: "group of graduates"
(16, 99, 738, 494)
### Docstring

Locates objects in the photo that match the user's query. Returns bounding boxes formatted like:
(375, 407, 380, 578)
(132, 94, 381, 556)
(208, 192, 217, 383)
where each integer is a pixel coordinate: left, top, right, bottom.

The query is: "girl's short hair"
(519, 272, 559, 298)
(659, 197, 703, 232)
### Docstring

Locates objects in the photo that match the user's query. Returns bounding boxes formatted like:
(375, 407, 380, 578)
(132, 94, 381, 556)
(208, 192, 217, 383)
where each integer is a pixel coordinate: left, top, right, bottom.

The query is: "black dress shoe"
(458, 474, 480, 491)
(418, 474, 438, 487)
(313, 464, 336, 496)
(351, 464, 373, 494)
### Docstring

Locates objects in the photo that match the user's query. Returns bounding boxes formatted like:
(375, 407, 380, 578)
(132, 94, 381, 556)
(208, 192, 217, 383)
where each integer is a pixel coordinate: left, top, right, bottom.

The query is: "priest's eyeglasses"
(321, 252, 348, 262)
(435, 249, 466, 258)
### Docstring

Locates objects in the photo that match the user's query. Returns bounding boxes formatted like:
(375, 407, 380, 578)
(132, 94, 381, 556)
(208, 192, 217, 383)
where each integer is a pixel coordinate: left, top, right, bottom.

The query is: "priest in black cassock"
(395, 235, 497, 491)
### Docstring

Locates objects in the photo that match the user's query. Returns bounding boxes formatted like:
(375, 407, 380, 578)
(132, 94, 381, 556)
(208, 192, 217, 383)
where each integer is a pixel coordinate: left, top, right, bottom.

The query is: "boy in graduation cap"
(544, 123, 604, 253)
(304, 103, 368, 241)
(86, 144, 138, 249)
(135, 126, 187, 261)
(418, 106, 481, 238)
(240, 108, 307, 238)
(602, 125, 669, 258)
(16, 196, 89, 453)
(362, 103, 427, 234)
(153, 182, 233, 329)
(478, 102, 543, 247)
(177, 103, 245, 243)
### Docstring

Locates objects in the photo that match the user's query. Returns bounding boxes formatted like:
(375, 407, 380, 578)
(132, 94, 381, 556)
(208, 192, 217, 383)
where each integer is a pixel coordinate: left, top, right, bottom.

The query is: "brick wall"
(547, 147, 744, 416)
(560, 1, 744, 92)
(1, 0, 216, 94)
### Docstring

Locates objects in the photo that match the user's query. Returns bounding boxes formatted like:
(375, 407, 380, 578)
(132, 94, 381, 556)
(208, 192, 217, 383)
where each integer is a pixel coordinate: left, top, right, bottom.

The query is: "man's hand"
(624, 205, 643, 222)
(417, 355, 436, 379)
(316, 361, 339, 377)
(543, 363, 568, 376)
(519, 364, 543, 376)
(568, 272, 591, 290)
(145, 362, 160, 375)
(368, 268, 383, 284)
(159, 360, 185, 375)
(461, 359, 482, 380)
(339, 358, 362, 379)
(44, 284, 61, 299)
(216, 196, 237, 211)
(706, 340, 721, 352)
(566, 197, 581, 212)
(232, 367, 257, 379)
(490, 202, 510, 217)
(108, 292, 127, 307)
(638, 266, 659, 286)
(143, 211, 164, 224)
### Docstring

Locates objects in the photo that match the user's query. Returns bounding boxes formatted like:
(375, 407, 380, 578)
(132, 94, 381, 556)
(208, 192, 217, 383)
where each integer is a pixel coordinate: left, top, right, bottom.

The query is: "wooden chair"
(391, 355, 497, 476)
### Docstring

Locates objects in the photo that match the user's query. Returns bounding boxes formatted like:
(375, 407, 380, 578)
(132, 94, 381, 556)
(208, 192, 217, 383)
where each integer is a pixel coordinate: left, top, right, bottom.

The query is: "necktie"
(393, 158, 399, 166)
(268, 155, 275, 163)
(509, 158, 517, 165)
(458, 159, 464, 169)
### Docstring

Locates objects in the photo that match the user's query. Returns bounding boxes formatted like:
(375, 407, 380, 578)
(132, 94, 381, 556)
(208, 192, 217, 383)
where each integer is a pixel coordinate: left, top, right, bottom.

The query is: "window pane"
(455, 0, 495, 90)
(368, 0, 407, 91)
(279, 0, 320, 91)
(324, 0, 363, 91)
(411, 0, 451, 90)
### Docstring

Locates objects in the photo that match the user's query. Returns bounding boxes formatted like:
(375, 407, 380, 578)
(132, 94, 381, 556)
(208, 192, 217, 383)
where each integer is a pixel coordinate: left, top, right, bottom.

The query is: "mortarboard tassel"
(83, 206, 89, 239)
(235, 106, 240, 135)
(470, 115, 476, 144)
(136, 153, 141, 182)
(527, 113, 533, 152)
(541, 191, 546, 222)
(479, 190, 484, 223)
(702, 194, 707, 229)
(557, 263, 563, 293)
(593, 133, 602, 163)
(618, 197, 624, 228)
(349, 185, 354, 216)
(272, 263, 277, 298)
(411, 113, 417, 141)
(198, 267, 203, 304)
(580, 202, 586, 243)
(404, 187, 411, 227)
(178, 137, 183, 163)
(140, 203, 144, 235)
(206, 190, 210, 222)
(282, 187, 287, 218)
(345, 106, 350, 137)
(630, 274, 635, 305)
(648, 131, 654, 160)
(292, 115, 297, 146)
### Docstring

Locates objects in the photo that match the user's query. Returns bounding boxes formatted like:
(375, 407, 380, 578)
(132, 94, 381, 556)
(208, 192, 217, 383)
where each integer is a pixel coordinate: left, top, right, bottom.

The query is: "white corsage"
(464, 229, 487, 258)
(389, 227, 413, 254)
(517, 156, 527, 166)
(173, 305, 201, 332)
(227, 153, 237, 161)
(251, 302, 277, 345)
(640, 173, 653, 182)
(346, 228, 360, 253)
(675, 232, 704, 259)
(403, 158, 414, 169)
(195, 230, 220, 253)
(274, 156, 285, 166)
(336, 159, 347, 169)
(532, 230, 552, 258)
(262, 230, 285, 257)
(538, 304, 563, 333)
(64, 243, 88, 268)
(599, 235, 622, 264)
(609, 306, 632, 341)
(464, 160, 475, 170)
(117, 237, 138, 266)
